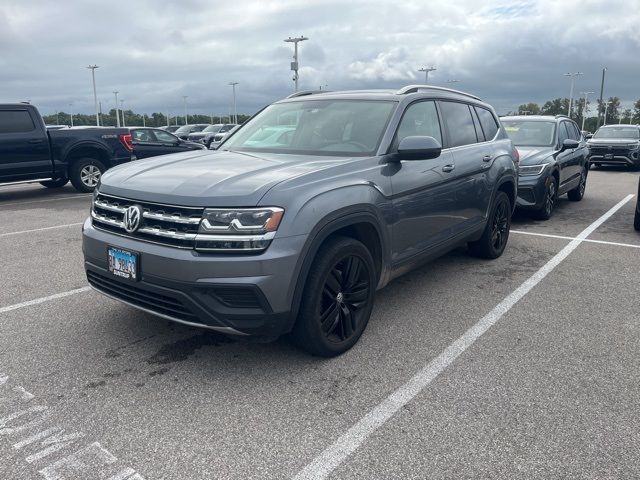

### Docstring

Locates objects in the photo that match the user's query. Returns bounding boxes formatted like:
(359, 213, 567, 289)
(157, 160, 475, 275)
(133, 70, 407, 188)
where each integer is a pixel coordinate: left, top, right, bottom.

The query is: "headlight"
(195, 207, 284, 252)
(628, 143, 639, 150)
(518, 164, 547, 176)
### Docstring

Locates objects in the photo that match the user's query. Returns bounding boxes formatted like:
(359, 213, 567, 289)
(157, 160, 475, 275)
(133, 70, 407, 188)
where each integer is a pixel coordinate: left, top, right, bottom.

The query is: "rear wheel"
(69, 158, 106, 193)
(40, 177, 69, 188)
(532, 176, 557, 220)
(634, 206, 640, 232)
(292, 236, 376, 357)
(468, 191, 511, 259)
(568, 166, 588, 201)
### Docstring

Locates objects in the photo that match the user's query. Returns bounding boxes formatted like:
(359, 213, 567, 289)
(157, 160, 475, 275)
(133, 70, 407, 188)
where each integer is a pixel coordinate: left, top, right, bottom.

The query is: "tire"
(634, 206, 640, 232)
(531, 176, 558, 220)
(69, 158, 106, 193)
(292, 236, 377, 357)
(40, 177, 69, 188)
(468, 191, 512, 259)
(567, 166, 588, 201)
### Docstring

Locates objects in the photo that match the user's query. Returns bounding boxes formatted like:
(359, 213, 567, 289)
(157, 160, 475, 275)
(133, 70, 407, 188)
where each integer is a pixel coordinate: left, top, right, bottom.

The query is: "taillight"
(119, 133, 133, 152)
(512, 146, 520, 164)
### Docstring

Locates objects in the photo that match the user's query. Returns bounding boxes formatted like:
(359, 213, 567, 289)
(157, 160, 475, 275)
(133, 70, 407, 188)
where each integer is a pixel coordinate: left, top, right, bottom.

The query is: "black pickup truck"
(0, 103, 134, 192)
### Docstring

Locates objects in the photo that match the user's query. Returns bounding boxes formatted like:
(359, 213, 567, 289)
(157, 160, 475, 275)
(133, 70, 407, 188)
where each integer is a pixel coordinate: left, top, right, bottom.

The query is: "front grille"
(590, 146, 630, 156)
(87, 271, 200, 323)
(92, 193, 204, 248)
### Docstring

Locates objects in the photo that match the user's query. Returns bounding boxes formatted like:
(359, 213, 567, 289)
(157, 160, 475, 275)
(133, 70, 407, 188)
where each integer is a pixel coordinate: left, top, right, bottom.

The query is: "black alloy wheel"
(491, 199, 510, 253)
(532, 176, 558, 220)
(292, 236, 376, 357)
(468, 190, 512, 259)
(568, 166, 588, 201)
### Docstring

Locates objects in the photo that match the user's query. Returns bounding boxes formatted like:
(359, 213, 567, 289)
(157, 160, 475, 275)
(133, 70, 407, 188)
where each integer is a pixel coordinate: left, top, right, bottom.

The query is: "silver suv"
(83, 85, 518, 356)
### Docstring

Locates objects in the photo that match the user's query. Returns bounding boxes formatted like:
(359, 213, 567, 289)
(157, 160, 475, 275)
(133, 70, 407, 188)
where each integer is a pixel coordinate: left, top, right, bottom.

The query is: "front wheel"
(468, 191, 512, 259)
(568, 166, 588, 201)
(531, 176, 557, 220)
(69, 158, 106, 193)
(40, 177, 69, 188)
(292, 236, 376, 357)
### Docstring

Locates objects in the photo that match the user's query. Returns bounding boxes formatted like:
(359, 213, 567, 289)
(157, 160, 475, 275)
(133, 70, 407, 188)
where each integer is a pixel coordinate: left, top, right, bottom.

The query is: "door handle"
(482, 155, 493, 162)
(442, 164, 455, 173)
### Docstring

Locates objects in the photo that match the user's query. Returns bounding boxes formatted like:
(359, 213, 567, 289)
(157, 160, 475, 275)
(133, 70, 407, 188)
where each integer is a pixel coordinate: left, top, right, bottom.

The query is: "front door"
(0, 108, 51, 181)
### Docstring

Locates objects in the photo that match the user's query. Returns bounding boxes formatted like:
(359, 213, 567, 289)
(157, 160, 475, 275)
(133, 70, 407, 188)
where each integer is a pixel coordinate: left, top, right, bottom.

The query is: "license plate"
(604, 153, 613, 159)
(108, 247, 139, 281)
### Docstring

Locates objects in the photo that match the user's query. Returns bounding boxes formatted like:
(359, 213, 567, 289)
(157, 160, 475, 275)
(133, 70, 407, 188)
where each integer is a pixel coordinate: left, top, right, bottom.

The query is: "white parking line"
(0, 287, 91, 315)
(0, 222, 83, 238)
(293, 193, 635, 480)
(512, 229, 640, 249)
(0, 194, 91, 208)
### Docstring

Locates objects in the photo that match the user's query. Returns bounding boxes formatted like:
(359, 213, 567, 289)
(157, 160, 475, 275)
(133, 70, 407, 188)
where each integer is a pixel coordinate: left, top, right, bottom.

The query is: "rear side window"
(396, 101, 442, 146)
(568, 122, 581, 140)
(475, 107, 499, 141)
(558, 122, 570, 144)
(439, 101, 478, 147)
(0, 110, 36, 134)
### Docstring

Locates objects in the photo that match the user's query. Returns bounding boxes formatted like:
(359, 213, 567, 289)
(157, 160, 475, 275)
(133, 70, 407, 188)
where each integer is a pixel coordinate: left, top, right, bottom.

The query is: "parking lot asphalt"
(0, 168, 638, 480)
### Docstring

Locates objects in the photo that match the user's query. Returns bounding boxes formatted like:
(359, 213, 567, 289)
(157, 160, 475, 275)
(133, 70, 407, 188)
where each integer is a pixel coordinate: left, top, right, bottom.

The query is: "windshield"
(502, 120, 556, 147)
(222, 99, 396, 156)
(593, 127, 639, 139)
(174, 126, 191, 134)
(203, 125, 223, 133)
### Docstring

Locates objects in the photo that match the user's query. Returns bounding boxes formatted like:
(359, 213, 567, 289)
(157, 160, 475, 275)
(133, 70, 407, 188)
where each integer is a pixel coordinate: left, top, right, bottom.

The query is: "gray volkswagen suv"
(83, 85, 518, 356)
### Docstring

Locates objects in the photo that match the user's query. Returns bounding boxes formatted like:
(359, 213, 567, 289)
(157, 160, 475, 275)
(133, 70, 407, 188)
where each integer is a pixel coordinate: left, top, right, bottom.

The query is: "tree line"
(511, 97, 640, 132)
(41, 109, 252, 128)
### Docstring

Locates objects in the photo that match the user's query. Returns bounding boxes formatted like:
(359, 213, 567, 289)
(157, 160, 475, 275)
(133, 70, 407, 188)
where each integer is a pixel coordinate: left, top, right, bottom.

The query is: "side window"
(439, 101, 478, 147)
(395, 101, 442, 146)
(569, 122, 581, 140)
(475, 107, 499, 141)
(132, 129, 154, 143)
(0, 110, 36, 134)
(558, 122, 569, 144)
(154, 130, 178, 143)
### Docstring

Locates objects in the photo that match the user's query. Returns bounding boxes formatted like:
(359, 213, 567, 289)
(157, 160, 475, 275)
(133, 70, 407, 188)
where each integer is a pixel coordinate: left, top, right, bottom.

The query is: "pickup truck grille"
(91, 193, 204, 248)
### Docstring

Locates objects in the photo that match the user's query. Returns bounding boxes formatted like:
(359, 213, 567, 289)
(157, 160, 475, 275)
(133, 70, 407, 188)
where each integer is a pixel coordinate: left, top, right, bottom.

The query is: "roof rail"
(285, 90, 328, 99)
(396, 85, 481, 101)
(554, 114, 570, 119)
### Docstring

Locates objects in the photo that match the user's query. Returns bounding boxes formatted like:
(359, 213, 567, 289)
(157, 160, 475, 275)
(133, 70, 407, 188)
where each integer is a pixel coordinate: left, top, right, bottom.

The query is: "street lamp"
(596, 67, 607, 129)
(564, 72, 583, 118)
(580, 91, 595, 131)
(86, 65, 100, 126)
(603, 100, 612, 125)
(113, 91, 120, 127)
(418, 66, 437, 84)
(120, 99, 126, 127)
(228, 82, 239, 124)
(182, 96, 188, 125)
(284, 36, 309, 92)
(69, 103, 74, 127)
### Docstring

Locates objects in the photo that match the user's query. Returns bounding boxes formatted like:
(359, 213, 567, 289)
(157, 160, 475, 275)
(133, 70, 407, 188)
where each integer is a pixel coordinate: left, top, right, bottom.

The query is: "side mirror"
(561, 139, 579, 151)
(397, 136, 442, 161)
(585, 133, 593, 139)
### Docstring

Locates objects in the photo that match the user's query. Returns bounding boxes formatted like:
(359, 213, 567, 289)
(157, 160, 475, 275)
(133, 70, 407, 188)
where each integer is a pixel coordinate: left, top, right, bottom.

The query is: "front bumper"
(515, 173, 549, 210)
(82, 219, 306, 337)
(588, 149, 640, 166)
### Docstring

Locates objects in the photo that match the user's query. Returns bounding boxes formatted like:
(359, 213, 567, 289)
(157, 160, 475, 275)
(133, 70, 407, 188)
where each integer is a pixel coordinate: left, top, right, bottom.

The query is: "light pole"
(120, 99, 126, 127)
(564, 72, 583, 118)
(69, 103, 74, 127)
(113, 91, 120, 127)
(228, 82, 238, 124)
(284, 36, 309, 92)
(596, 67, 607, 129)
(182, 96, 188, 125)
(580, 91, 594, 131)
(86, 65, 100, 126)
(418, 66, 437, 84)
(603, 101, 612, 125)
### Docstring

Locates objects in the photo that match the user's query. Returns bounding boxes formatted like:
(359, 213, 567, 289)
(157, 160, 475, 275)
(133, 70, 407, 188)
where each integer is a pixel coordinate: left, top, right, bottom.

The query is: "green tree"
(541, 98, 570, 116)
(598, 96, 621, 125)
(632, 99, 640, 124)
(517, 102, 541, 115)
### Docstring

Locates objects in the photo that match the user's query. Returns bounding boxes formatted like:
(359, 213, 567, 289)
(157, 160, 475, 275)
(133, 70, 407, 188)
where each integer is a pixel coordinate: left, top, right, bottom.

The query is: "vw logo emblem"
(123, 205, 142, 233)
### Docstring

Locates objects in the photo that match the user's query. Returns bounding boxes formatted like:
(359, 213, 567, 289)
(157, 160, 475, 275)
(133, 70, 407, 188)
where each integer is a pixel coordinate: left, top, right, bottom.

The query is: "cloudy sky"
(1, 0, 638, 117)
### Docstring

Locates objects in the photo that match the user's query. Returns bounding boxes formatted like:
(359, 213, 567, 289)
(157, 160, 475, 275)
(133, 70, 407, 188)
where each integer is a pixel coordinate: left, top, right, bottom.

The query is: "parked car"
(188, 124, 237, 147)
(208, 125, 241, 150)
(635, 178, 640, 231)
(159, 125, 181, 133)
(587, 124, 640, 169)
(501, 115, 589, 220)
(173, 124, 210, 140)
(83, 85, 517, 356)
(129, 128, 205, 159)
(0, 103, 134, 192)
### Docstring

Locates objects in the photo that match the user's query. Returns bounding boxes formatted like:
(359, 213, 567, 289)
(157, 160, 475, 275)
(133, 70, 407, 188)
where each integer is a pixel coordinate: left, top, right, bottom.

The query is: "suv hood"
(99, 149, 358, 207)
(515, 146, 554, 166)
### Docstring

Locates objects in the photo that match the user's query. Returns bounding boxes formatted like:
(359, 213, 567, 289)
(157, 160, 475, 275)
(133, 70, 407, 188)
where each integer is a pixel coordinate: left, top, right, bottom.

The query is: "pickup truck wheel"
(69, 158, 105, 193)
(468, 191, 511, 259)
(40, 177, 69, 188)
(292, 236, 376, 357)
(567, 166, 588, 201)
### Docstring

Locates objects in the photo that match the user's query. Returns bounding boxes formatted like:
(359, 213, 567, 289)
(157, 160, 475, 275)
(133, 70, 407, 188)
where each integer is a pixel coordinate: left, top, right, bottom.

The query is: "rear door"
(0, 107, 52, 182)
(556, 121, 574, 188)
(131, 128, 161, 159)
(438, 101, 491, 236)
